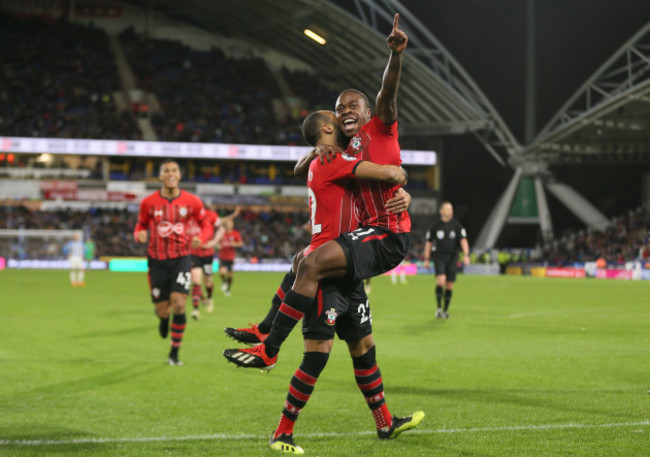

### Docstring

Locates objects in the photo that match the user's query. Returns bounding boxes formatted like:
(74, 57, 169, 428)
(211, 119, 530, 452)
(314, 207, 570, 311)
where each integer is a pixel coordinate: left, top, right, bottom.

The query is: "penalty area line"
(2, 421, 649, 446)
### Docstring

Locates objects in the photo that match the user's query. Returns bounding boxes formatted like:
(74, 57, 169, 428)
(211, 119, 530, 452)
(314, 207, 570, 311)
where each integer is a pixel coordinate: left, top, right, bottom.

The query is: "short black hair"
(302, 111, 331, 146)
(337, 88, 371, 109)
(159, 159, 179, 173)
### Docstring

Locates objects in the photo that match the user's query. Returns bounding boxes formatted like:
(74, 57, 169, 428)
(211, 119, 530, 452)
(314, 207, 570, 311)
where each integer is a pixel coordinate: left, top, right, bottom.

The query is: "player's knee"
(297, 254, 321, 281)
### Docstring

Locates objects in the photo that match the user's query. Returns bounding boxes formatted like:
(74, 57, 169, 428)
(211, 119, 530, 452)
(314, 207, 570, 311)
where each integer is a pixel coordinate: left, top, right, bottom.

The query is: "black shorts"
(147, 256, 192, 303)
(218, 259, 234, 272)
(302, 279, 372, 342)
(433, 252, 458, 282)
(191, 255, 214, 276)
(335, 226, 410, 282)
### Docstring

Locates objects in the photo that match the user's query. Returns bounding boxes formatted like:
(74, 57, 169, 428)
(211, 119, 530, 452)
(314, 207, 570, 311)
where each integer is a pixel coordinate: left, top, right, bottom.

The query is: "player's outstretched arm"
(375, 13, 408, 124)
(354, 161, 407, 185)
(220, 205, 242, 224)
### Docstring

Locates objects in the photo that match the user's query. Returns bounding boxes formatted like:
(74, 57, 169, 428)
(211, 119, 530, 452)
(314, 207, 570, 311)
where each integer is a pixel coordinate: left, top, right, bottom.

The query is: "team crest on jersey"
(325, 308, 338, 326)
(450, 231, 456, 239)
(152, 288, 160, 298)
(349, 134, 363, 154)
(179, 206, 188, 218)
(437, 230, 445, 239)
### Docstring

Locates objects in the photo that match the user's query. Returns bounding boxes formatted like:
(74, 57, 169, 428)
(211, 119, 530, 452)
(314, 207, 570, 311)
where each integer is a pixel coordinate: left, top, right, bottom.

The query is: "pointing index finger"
(393, 13, 399, 33)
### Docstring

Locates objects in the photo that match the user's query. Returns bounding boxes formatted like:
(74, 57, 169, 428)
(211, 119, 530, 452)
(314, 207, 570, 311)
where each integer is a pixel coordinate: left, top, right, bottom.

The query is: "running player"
(217, 218, 243, 297)
(134, 159, 212, 365)
(188, 207, 220, 319)
(188, 206, 240, 319)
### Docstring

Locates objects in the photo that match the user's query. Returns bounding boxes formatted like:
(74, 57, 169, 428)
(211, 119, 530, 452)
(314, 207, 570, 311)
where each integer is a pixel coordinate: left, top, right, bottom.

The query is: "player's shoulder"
(180, 190, 203, 204)
(367, 114, 397, 133)
(141, 190, 161, 204)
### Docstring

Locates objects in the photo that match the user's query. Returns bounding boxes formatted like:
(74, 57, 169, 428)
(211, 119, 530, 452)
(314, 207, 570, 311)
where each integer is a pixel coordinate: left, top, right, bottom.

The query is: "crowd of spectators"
(0, 205, 429, 263)
(543, 206, 650, 265)
(0, 16, 340, 147)
(0, 15, 141, 140)
(119, 28, 306, 145)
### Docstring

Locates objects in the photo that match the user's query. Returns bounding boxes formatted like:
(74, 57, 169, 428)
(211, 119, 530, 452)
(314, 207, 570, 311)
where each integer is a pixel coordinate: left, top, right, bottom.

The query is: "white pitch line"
(1, 421, 649, 447)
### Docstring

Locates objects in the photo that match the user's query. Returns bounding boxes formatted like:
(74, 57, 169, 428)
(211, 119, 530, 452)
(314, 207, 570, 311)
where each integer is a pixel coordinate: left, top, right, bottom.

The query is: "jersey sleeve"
(459, 224, 468, 239)
(370, 115, 398, 138)
(425, 224, 434, 242)
(325, 154, 362, 180)
(134, 198, 150, 240)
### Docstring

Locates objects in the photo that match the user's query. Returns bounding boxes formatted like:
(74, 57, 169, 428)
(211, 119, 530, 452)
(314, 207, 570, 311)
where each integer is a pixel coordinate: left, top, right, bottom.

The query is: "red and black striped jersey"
(305, 152, 362, 254)
(134, 190, 209, 260)
(347, 115, 411, 234)
(218, 229, 243, 261)
(188, 209, 219, 257)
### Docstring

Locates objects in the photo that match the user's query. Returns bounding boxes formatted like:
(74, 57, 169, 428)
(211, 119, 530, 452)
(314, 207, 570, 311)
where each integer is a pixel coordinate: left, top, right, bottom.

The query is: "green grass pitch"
(1, 269, 649, 456)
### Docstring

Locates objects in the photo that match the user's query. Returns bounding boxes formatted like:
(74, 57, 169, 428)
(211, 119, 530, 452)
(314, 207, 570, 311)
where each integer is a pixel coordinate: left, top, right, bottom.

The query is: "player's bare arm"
(461, 238, 471, 265)
(203, 225, 226, 249)
(423, 240, 433, 268)
(221, 205, 242, 223)
(385, 187, 412, 214)
(354, 162, 407, 185)
(294, 144, 342, 178)
(376, 13, 408, 124)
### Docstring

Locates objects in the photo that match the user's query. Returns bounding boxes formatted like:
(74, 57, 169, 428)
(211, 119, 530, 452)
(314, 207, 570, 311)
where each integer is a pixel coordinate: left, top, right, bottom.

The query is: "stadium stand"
(543, 207, 650, 265)
(0, 14, 142, 140)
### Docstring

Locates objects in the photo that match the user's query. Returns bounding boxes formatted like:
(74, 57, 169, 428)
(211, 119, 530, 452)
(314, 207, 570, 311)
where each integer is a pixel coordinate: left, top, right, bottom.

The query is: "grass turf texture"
(1, 270, 649, 456)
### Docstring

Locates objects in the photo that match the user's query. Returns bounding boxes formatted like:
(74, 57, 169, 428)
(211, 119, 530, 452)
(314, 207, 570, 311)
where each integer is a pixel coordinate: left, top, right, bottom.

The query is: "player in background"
(63, 233, 85, 287)
(364, 278, 372, 294)
(84, 236, 95, 267)
(423, 201, 470, 319)
(390, 258, 408, 285)
(134, 159, 212, 365)
(216, 218, 243, 297)
(224, 13, 411, 369)
(188, 206, 240, 319)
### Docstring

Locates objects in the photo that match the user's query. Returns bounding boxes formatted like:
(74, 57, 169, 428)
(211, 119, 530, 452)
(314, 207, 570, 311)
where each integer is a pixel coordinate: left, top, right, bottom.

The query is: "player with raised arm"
(229, 110, 422, 453)
(224, 13, 411, 370)
(134, 159, 212, 365)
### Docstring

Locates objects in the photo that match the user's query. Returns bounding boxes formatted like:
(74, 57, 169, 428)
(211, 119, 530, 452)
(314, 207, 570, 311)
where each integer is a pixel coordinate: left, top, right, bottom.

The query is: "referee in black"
(423, 201, 470, 318)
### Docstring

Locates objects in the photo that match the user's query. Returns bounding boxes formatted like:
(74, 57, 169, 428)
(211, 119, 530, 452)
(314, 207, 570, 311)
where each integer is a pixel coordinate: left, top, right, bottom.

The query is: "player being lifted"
(224, 13, 411, 370)
(134, 159, 212, 365)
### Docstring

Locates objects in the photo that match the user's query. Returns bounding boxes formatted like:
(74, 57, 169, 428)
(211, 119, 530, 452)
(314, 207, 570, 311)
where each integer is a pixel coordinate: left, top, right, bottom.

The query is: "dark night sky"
(388, 1, 650, 244)
(400, 0, 650, 143)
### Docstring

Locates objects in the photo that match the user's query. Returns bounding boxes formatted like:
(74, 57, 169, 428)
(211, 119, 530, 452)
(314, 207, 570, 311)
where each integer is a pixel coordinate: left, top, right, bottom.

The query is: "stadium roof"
(516, 21, 650, 166)
(132, 0, 520, 166)
(125, 1, 649, 169)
